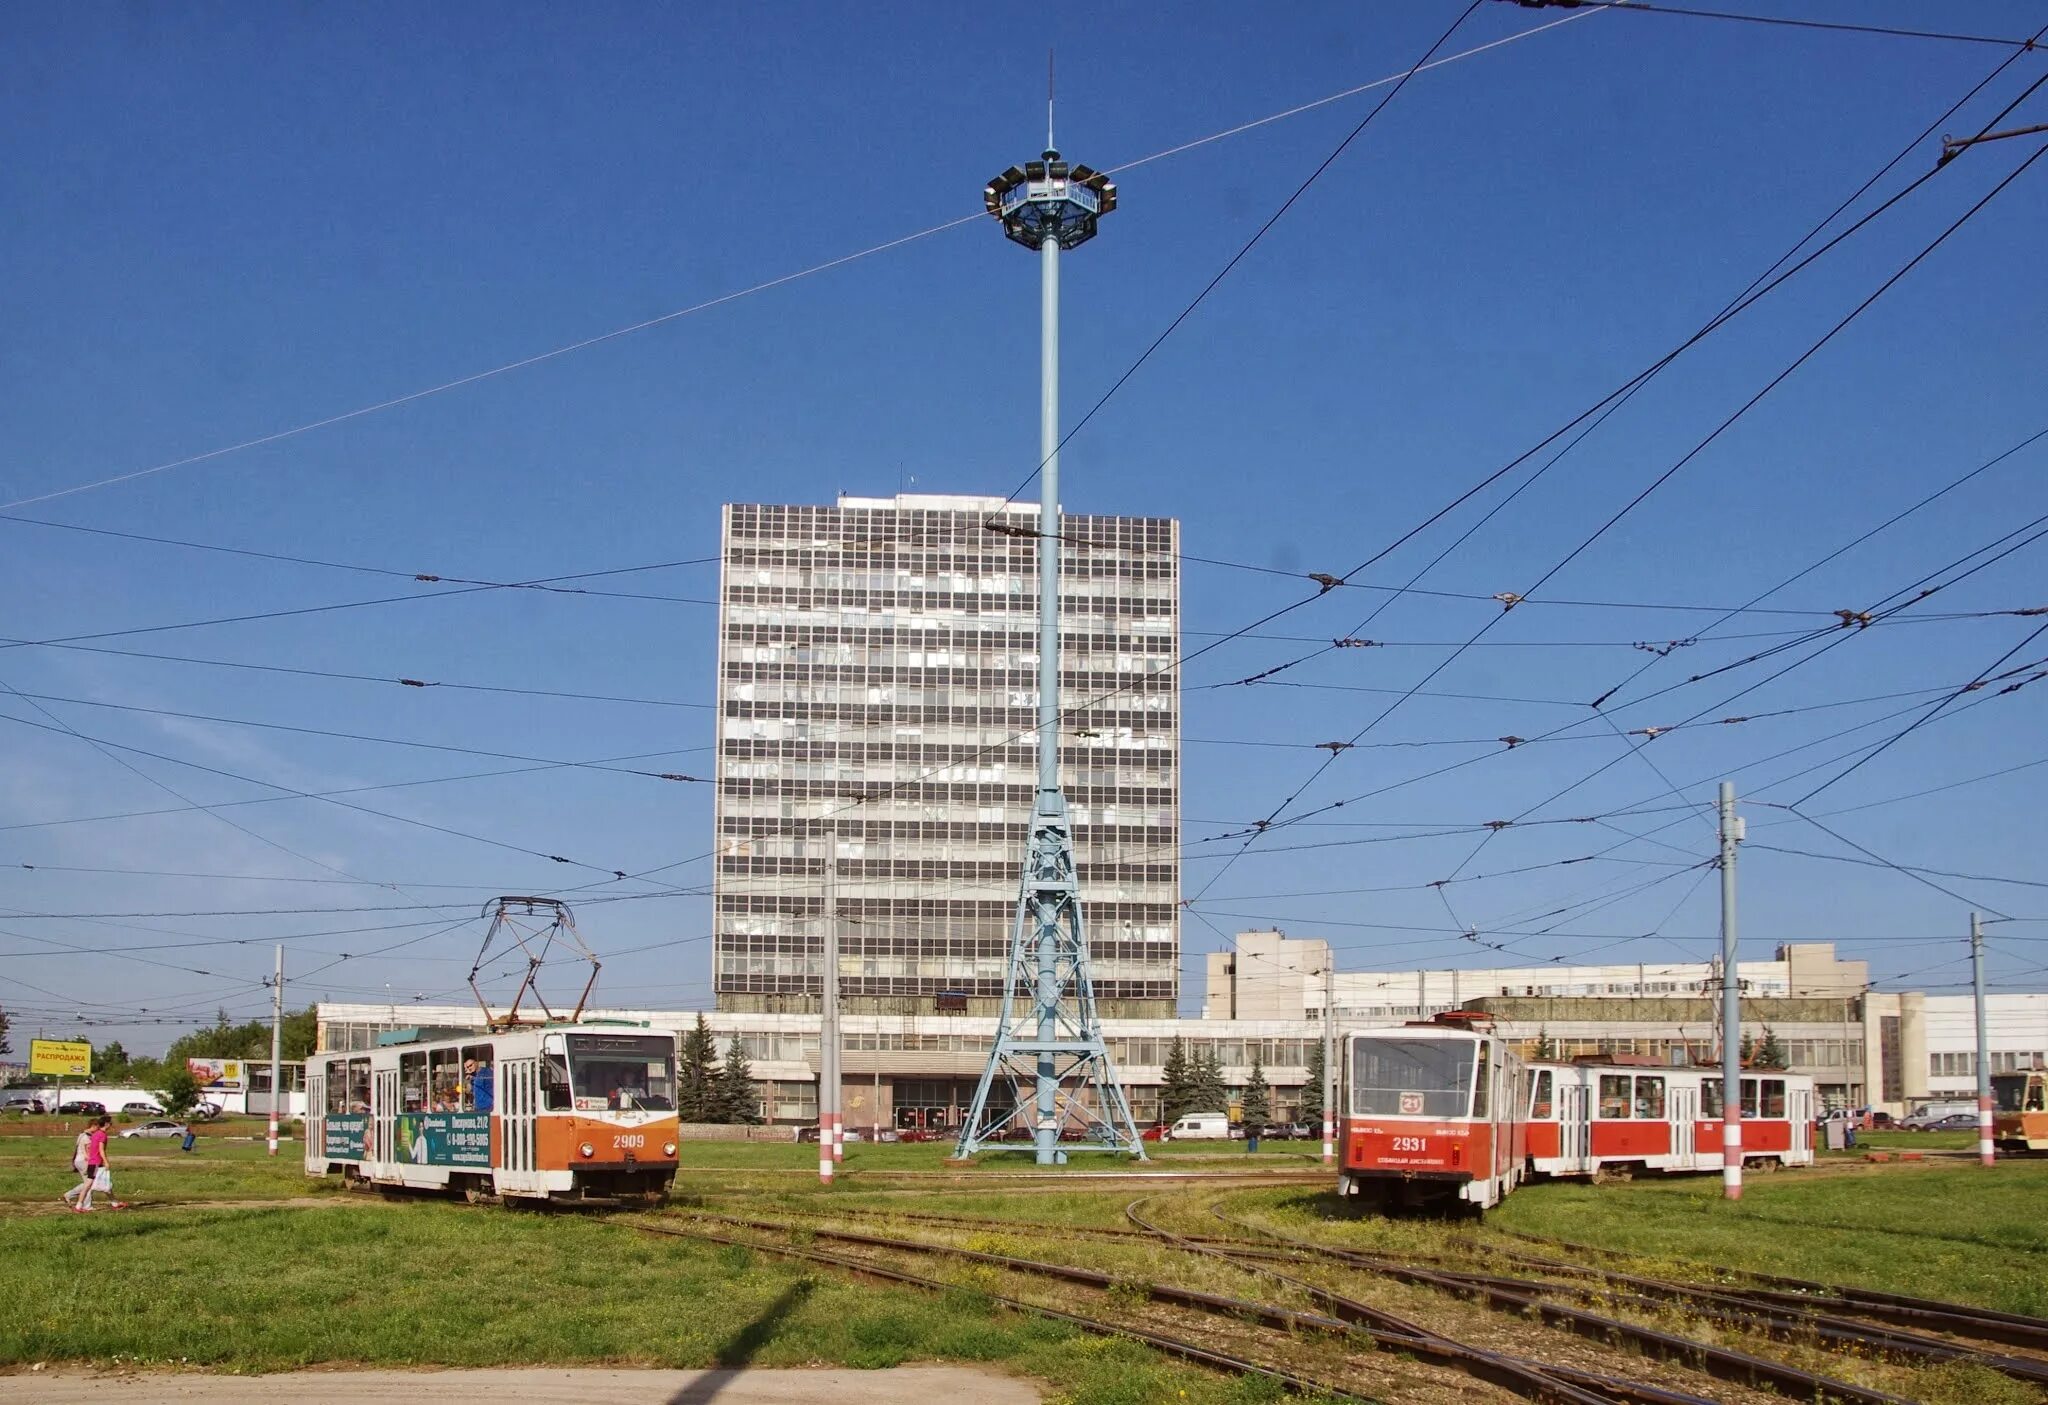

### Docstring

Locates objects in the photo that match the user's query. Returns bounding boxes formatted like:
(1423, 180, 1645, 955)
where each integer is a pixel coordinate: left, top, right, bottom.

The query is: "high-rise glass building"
(714, 493, 1179, 1017)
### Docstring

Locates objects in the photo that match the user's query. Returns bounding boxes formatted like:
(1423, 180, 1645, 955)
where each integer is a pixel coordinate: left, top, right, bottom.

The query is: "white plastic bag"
(91, 1167, 112, 1193)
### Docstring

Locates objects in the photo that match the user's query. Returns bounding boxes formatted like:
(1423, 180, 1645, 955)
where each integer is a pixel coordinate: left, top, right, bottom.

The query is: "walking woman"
(75, 1115, 114, 1212)
(60, 1122, 94, 1209)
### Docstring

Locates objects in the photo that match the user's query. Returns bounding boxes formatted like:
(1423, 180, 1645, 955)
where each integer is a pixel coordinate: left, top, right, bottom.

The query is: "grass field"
(4, 1126, 2043, 1401)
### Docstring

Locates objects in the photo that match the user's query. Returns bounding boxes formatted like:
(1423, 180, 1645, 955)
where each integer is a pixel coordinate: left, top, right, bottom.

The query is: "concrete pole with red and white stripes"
(820, 845, 839, 1184)
(267, 945, 283, 1157)
(1718, 783, 1743, 1201)
(1321, 962, 1336, 1167)
(1974, 912, 1994, 1168)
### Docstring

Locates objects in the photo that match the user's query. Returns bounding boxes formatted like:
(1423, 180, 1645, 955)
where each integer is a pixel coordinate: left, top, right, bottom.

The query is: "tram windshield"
(565, 1033, 677, 1111)
(1992, 1073, 2028, 1114)
(1350, 1037, 1475, 1117)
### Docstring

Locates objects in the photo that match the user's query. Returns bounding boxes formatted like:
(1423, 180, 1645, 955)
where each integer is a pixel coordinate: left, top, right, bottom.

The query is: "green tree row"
(677, 1014, 761, 1124)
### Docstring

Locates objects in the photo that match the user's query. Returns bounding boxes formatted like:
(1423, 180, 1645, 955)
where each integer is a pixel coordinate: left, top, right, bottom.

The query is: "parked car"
(189, 1101, 225, 1121)
(120, 1120, 189, 1139)
(2, 1095, 48, 1114)
(1262, 1121, 1313, 1141)
(1923, 1112, 1981, 1132)
(895, 1127, 935, 1143)
(1139, 1123, 1170, 1142)
(1898, 1100, 1975, 1130)
(56, 1100, 108, 1117)
(122, 1101, 165, 1116)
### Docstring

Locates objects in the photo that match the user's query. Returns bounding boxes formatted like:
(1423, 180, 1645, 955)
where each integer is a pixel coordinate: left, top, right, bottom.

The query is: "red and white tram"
(307, 1022, 681, 1203)
(1339, 1013, 1528, 1211)
(1524, 1059, 1815, 1179)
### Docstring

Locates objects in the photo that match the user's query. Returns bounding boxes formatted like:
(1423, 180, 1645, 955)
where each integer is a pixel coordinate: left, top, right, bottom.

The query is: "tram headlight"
(663, 1142, 678, 1158)
(579, 1142, 595, 1158)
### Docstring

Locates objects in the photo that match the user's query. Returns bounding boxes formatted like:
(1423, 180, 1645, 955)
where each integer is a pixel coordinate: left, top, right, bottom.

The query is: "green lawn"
(0, 1199, 1292, 1405)
(1488, 1158, 2048, 1315)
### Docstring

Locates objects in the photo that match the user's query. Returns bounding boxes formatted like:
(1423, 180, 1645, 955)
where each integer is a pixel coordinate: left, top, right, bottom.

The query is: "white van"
(1169, 1112, 1230, 1140)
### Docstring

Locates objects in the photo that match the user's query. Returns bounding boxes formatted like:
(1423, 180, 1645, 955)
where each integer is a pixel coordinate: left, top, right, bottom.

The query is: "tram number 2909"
(612, 1133, 646, 1150)
(1390, 1136, 1428, 1153)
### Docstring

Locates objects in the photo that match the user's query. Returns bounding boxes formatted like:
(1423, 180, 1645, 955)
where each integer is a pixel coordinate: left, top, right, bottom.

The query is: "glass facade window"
(713, 496, 1181, 1011)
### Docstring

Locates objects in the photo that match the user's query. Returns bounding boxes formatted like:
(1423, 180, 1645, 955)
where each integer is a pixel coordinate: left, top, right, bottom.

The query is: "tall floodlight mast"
(954, 127, 1146, 1164)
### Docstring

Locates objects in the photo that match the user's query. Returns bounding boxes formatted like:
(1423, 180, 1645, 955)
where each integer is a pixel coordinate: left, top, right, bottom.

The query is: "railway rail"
(1203, 1203, 2048, 1392)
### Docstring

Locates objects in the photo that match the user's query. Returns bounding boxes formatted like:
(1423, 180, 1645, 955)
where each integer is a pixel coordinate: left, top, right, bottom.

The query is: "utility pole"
(1973, 912, 1994, 1168)
(1718, 782, 1744, 1201)
(1322, 962, 1336, 1167)
(267, 944, 284, 1158)
(820, 843, 840, 1184)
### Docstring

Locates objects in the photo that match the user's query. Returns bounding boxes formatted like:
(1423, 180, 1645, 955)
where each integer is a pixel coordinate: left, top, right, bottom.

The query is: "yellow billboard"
(30, 1040, 92, 1078)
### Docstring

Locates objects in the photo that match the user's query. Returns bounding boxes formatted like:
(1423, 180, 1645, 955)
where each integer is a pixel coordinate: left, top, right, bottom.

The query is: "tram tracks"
(1196, 1200, 2048, 1398)
(624, 1204, 1779, 1405)
(787, 1197, 2032, 1403)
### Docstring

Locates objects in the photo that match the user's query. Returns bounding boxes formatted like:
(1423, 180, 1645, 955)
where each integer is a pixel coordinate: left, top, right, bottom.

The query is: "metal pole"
(267, 944, 284, 1157)
(1033, 220, 1062, 1168)
(1322, 962, 1336, 1166)
(1719, 782, 1742, 1201)
(1974, 912, 1994, 1167)
(821, 844, 839, 1183)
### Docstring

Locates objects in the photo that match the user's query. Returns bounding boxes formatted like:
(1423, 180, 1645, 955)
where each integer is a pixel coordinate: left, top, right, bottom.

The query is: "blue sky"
(3, 3, 2045, 1051)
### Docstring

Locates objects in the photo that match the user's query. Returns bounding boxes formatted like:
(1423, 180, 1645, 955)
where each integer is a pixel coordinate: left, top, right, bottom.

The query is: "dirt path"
(0, 1366, 1044, 1404)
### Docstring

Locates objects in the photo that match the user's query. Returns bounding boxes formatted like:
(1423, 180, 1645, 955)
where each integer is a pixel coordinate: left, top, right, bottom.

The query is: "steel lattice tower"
(953, 133, 1147, 1163)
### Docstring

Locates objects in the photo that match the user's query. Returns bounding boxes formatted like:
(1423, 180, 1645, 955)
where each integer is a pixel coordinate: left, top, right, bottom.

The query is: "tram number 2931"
(612, 1133, 646, 1151)
(1390, 1136, 1428, 1153)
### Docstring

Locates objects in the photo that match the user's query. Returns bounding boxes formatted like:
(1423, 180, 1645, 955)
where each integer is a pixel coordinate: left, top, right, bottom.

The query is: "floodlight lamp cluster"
(983, 149, 1117, 251)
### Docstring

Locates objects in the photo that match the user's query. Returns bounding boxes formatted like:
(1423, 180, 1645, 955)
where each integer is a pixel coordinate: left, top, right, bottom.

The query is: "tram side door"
(1562, 1080, 1590, 1168)
(373, 1069, 398, 1165)
(1671, 1086, 1696, 1166)
(500, 1057, 538, 1176)
(307, 1069, 326, 1162)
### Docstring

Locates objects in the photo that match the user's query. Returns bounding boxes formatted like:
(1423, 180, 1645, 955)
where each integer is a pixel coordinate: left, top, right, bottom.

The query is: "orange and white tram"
(1992, 1067, 2048, 1153)
(1524, 1060, 1815, 1179)
(1339, 1013, 1529, 1211)
(307, 1022, 680, 1203)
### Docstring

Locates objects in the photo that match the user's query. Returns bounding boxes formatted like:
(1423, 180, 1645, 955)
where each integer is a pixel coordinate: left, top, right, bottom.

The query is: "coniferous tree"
(1300, 1042, 1325, 1126)
(714, 1037, 760, 1124)
(1193, 1046, 1229, 1114)
(679, 1014, 718, 1121)
(1738, 1031, 1756, 1068)
(1161, 1036, 1193, 1123)
(1756, 1027, 1788, 1070)
(1534, 1028, 1558, 1061)
(1241, 1051, 1271, 1129)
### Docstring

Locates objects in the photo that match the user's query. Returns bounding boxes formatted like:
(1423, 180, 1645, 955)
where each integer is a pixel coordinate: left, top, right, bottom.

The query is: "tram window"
(1473, 1043, 1492, 1117)
(1760, 1080, 1785, 1118)
(462, 1045, 495, 1112)
(1635, 1076, 1665, 1119)
(428, 1048, 462, 1110)
(1992, 1075, 2025, 1113)
(2028, 1078, 2045, 1113)
(1531, 1070, 1553, 1119)
(542, 1052, 572, 1111)
(1349, 1038, 1476, 1117)
(1701, 1078, 1722, 1119)
(1598, 1074, 1631, 1119)
(324, 1061, 349, 1115)
(1741, 1079, 1760, 1119)
(346, 1058, 372, 1113)
(400, 1052, 429, 1112)
(565, 1033, 678, 1111)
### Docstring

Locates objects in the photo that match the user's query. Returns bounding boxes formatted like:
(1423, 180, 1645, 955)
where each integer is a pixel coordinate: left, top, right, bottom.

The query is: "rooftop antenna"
(1047, 48, 1055, 150)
